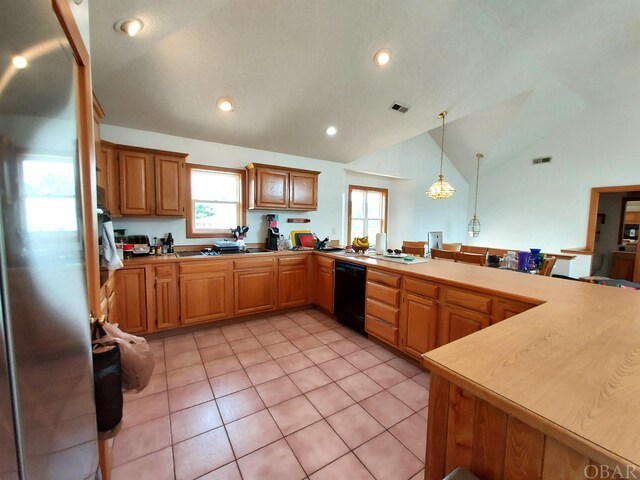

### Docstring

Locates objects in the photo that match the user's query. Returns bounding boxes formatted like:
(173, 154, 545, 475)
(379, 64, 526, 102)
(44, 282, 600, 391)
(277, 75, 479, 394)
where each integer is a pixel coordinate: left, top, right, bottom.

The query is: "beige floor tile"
(326, 338, 361, 356)
(168, 380, 213, 412)
(286, 420, 349, 475)
(245, 360, 286, 385)
(269, 316, 299, 331)
(289, 366, 332, 393)
(217, 387, 265, 423)
(167, 364, 208, 389)
(410, 469, 426, 480)
(337, 373, 383, 402)
(265, 340, 300, 358)
(165, 350, 202, 372)
(365, 344, 397, 362)
(344, 350, 383, 371)
(195, 331, 227, 349)
(288, 312, 316, 326)
(275, 352, 315, 374)
(303, 322, 331, 334)
(281, 325, 310, 340)
(326, 404, 384, 449)
(204, 356, 242, 378)
(309, 453, 374, 480)
(317, 357, 359, 381)
(111, 446, 174, 480)
(246, 320, 277, 336)
(417, 407, 428, 420)
(210, 370, 252, 398)
(199, 461, 242, 480)
(123, 373, 167, 402)
(386, 357, 423, 377)
(389, 413, 428, 462)
(304, 345, 340, 364)
(291, 334, 323, 351)
(164, 335, 197, 356)
(173, 427, 234, 480)
(360, 390, 414, 429)
(112, 416, 171, 467)
(237, 439, 305, 480)
(121, 392, 169, 429)
(388, 379, 429, 411)
(226, 410, 283, 458)
(269, 395, 322, 435)
(255, 376, 302, 407)
(170, 400, 223, 443)
(314, 330, 345, 344)
(237, 347, 272, 368)
(354, 432, 423, 480)
(363, 363, 408, 388)
(222, 325, 254, 342)
(199, 343, 234, 363)
(256, 330, 287, 346)
(230, 336, 262, 354)
(193, 325, 222, 338)
(305, 383, 355, 417)
(412, 371, 431, 388)
(349, 335, 377, 349)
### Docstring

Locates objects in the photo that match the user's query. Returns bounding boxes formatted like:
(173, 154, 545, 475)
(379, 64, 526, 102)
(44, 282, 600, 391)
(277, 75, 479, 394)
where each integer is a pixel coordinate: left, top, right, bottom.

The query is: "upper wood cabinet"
(247, 163, 320, 211)
(119, 150, 153, 215)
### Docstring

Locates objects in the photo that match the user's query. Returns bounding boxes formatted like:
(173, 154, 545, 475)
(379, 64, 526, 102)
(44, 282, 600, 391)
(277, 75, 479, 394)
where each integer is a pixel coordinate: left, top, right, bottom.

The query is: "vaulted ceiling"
(89, 1, 640, 180)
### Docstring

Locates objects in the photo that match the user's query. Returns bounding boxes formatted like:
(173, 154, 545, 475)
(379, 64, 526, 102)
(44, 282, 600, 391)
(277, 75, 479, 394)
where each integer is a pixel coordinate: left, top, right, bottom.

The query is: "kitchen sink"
(174, 251, 205, 258)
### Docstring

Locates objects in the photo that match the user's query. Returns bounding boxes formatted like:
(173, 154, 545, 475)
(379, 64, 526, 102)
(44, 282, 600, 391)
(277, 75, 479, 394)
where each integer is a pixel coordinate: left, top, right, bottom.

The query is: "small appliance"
(265, 214, 280, 250)
(128, 235, 151, 256)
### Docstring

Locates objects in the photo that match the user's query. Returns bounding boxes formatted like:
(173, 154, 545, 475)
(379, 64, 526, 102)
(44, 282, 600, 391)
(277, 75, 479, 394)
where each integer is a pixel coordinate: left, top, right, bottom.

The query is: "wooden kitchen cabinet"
(247, 163, 320, 211)
(314, 256, 334, 313)
(278, 256, 309, 308)
(365, 268, 401, 347)
(154, 264, 180, 330)
(400, 293, 438, 360)
(119, 150, 153, 215)
(492, 297, 535, 324)
(234, 258, 276, 315)
(114, 268, 147, 333)
(441, 305, 490, 344)
(155, 154, 185, 215)
(179, 262, 233, 324)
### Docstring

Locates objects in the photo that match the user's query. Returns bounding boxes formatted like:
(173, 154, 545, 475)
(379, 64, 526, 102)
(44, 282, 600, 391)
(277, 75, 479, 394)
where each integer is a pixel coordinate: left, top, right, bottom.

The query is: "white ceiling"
(89, 0, 640, 179)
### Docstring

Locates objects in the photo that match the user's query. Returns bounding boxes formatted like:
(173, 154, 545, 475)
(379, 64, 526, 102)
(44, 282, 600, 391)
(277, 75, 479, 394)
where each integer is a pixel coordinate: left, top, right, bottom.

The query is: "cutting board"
(290, 229, 312, 245)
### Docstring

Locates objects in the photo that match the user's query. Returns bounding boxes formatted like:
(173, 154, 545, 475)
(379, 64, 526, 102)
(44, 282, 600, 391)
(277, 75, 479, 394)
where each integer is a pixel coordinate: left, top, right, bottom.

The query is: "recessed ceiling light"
(326, 126, 337, 136)
(217, 97, 235, 112)
(12, 56, 28, 69)
(373, 48, 392, 66)
(114, 18, 144, 37)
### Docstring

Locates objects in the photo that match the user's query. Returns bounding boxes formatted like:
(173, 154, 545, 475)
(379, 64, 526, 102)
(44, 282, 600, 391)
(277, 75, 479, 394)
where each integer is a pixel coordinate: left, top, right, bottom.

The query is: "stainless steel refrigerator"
(0, 0, 99, 478)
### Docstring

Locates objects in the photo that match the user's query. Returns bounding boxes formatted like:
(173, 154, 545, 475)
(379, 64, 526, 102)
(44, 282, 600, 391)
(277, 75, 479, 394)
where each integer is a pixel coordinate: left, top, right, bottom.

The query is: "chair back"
(442, 243, 462, 252)
(455, 251, 486, 266)
(460, 245, 489, 255)
(487, 247, 510, 257)
(430, 248, 456, 260)
(402, 241, 426, 257)
(537, 257, 557, 276)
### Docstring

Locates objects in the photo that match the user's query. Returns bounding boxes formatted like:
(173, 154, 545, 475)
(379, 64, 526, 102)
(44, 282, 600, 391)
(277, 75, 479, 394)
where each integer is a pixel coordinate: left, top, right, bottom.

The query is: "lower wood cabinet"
(314, 257, 334, 313)
(179, 262, 233, 324)
(114, 268, 147, 333)
(154, 264, 179, 330)
(400, 292, 438, 360)
(278, 257, 308, 308)
(441, 305, 491, 344)
(492, 297, 535, 324)
(234, 269, 276, 315)
(365, 268, 401, 348)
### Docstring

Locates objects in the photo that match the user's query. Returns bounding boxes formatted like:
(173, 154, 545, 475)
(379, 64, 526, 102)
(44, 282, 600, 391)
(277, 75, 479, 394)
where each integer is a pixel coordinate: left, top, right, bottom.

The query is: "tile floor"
(113, 309, 429, 480)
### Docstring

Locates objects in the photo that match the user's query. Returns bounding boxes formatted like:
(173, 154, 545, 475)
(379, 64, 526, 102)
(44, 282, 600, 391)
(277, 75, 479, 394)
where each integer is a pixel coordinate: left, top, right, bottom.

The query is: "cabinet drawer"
(368, 269, 401, 288)
(366, 298, 399, 326)
(445, 288, 492, 314)
(365, 315, 398, 345)
(234, 258, 275, 270)
(404, 276, 439, 300)
(316, 256, 334, 269)
(180, 261, 231, 275)
(367, 281, 400, 307)
(278, 256, 307, 267)
(155, 265, 174, 278)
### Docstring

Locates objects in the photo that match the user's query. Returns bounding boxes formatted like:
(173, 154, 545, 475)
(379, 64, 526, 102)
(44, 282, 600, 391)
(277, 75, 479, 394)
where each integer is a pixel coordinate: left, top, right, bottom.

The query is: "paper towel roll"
(375, 233, 387, 254)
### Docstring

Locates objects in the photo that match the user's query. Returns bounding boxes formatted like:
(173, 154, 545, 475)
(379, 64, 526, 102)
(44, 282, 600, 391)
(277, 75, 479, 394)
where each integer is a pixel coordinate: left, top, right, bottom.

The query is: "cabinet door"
(104, 144, 121, 216)
(180, 271, 232, 324)
(255, 168, 288, 208)
(155, 267, 180, 330)
(314, 266, 334, 313)
(115, 268, 147, 333)
(155, 154, 185, 216)
(441, 305, 490, 344)
(400, 293, 438, 359)
(289, 171, 318, 210)
(234, 268, 276, 315)
(278, 265, 308, 308)
(492, 298, 534, 325)
(119, 150, 153, 215)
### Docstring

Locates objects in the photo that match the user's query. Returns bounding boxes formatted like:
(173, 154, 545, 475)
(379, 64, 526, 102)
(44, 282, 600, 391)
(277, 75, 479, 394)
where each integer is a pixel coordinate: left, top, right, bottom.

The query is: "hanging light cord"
(473, 154, 480, 216)
(438, 112, 446, 176)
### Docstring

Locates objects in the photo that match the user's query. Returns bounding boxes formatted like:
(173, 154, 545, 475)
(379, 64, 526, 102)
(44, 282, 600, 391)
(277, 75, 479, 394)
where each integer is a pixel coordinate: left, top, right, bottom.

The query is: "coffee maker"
(265, 214, 280, 250)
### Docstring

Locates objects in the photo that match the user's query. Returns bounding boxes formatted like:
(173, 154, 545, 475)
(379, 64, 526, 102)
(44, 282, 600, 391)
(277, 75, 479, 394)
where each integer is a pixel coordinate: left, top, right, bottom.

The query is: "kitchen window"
(347, 185, 388, 243)
(186, 164, 246, 238)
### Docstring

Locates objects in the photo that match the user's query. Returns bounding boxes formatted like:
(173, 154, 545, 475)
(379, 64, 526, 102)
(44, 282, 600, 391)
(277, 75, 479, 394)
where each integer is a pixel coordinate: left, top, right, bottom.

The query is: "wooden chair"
(442, 243, 462, 252)
(402, 241, 426, 257)
(487, 247, 510, 257)
(537, 257, 557, 276)
(430, 248, 456, 260)
(460, 245, 489, 255)
(455, 251, 486, 266)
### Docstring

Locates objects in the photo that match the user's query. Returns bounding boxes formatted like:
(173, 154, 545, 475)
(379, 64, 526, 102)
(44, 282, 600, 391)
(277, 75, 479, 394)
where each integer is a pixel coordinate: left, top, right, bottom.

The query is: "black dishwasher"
(334, 260, 366, 334)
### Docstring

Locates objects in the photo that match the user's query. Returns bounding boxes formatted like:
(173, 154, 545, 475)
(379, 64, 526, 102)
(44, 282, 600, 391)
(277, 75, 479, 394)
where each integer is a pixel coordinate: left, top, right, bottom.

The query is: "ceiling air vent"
(389, 102, 409, 113)
(532, 156, 552, 165)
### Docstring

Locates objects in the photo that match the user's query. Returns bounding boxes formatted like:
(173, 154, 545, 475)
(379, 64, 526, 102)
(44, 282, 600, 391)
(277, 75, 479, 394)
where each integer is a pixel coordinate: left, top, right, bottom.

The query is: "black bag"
(92, 323, 123, 432)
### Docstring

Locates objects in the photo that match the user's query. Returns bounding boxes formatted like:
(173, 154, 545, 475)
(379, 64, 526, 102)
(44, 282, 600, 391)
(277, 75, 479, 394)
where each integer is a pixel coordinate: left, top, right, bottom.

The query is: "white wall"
(68, 0, 91, 51)
(466, 95, 640, 277)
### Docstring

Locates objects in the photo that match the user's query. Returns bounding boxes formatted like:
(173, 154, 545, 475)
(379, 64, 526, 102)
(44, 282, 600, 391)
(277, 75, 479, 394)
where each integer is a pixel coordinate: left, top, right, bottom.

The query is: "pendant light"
(468, 153, 483, 237)
(427, 111, 455, 199)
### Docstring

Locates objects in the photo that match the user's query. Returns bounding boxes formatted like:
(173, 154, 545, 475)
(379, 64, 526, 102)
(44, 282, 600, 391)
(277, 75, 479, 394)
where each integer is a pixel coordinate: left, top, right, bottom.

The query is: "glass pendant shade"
(427, 175, 456, 199)
(468, 215, 481, 237)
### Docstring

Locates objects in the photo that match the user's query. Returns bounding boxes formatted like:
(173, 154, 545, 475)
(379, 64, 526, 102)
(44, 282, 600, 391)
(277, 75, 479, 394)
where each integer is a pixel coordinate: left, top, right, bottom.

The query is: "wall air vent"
(532, 156, 552, 165)
(389, 102, 409, 113)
